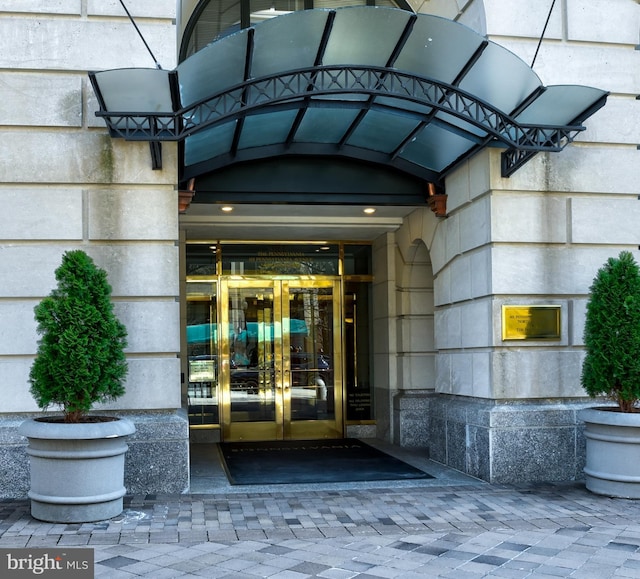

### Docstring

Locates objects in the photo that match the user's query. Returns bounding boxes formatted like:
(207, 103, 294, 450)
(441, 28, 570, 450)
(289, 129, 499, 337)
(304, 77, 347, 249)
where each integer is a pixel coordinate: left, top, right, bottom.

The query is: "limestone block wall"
(372, 208, 443, 447)
(372, 233, 398, 442)
(394, 221, 436, 395)
(425, 0, 640, 481)
(392, 210, 439, 446)
(0, 1, 187, 496)
(434, 0, 640, 404)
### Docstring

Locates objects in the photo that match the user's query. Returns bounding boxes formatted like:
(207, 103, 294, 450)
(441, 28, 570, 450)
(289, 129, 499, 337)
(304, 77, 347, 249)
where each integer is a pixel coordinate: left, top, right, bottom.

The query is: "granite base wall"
(3, 397, 596, 495)
(373, 386, 392, 442)
(0, 416, 31, 499)
(429, 395, 591, 484)
(393, 391, 432, 448)
(346, 424, 377, 439)
(0, 410, 190, 499)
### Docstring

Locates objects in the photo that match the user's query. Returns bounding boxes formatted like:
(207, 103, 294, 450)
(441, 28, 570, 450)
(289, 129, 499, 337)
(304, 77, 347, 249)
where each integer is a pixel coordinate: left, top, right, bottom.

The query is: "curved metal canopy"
(90, 6, 607, 192)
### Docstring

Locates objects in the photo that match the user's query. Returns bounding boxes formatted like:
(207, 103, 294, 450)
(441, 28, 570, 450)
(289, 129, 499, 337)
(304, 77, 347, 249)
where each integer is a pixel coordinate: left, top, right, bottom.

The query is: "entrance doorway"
(185, 242, 373, 443)
(222, 278, 341, 441)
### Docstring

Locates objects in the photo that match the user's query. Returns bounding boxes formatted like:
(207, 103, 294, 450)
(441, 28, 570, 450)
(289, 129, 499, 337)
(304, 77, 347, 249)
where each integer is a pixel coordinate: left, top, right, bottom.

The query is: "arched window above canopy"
(179, 0, 410, 61)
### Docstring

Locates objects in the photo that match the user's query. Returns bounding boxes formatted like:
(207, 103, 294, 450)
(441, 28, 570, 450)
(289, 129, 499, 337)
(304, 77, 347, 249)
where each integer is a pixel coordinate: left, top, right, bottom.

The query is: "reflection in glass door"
(223, 282, 278, 441)
(186, 288, 219, 429)
(222, 279, 342, 441)
(286, 283, 338, 439)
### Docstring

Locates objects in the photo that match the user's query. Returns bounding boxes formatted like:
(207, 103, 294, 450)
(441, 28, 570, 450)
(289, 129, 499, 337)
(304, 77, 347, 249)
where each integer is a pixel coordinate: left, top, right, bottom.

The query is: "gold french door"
(220, 278, 342, 441)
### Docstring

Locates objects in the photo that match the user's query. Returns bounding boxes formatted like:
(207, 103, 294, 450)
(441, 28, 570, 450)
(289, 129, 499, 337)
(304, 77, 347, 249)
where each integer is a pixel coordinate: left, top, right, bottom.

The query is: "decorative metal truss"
(93, 64, 605, 179)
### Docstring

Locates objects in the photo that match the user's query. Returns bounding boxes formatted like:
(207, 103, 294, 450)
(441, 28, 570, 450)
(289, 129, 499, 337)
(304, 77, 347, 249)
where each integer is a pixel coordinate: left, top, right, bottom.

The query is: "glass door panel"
(285, 281, 341, 439)
(186, 291, 219, 429)
(221, 278, 341, 441)
(223, 281, 282, 441)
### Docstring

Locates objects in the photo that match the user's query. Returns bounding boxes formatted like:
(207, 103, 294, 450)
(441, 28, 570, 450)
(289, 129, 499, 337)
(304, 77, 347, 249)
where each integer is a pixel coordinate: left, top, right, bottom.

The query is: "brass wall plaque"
(502, 305, 561, 341)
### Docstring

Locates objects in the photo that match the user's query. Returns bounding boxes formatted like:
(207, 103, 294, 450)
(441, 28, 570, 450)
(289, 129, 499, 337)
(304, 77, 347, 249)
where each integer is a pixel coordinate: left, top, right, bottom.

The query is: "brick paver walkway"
(3, 481, 640, 577)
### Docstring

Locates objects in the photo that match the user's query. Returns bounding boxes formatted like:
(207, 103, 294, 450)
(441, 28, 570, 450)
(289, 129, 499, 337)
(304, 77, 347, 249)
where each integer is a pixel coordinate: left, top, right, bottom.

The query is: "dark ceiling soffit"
(193, 155, 427, 205)
(91, 65, 603, 178)
(191, 190, 428, 205)
(181, 142, 442, 184)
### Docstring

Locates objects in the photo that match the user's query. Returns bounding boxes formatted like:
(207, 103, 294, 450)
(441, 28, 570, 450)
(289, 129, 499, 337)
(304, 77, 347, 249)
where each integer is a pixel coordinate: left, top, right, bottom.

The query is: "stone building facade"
(1, 0, 639, 496)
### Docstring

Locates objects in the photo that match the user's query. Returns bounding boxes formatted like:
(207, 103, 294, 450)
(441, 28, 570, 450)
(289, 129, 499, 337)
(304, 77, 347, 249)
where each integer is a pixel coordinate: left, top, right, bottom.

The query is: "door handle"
(274, 369, 290, 391)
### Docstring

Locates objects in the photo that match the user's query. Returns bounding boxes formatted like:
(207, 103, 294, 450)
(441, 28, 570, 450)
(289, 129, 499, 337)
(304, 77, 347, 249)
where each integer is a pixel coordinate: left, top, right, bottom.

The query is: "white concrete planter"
(18, 417, 135, 522)
(581, 407, 640, 499)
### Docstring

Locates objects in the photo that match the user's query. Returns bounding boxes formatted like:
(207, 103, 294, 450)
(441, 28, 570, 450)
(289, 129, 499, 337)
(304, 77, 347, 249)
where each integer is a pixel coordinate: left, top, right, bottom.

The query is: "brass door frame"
(220, 276, 343, 442)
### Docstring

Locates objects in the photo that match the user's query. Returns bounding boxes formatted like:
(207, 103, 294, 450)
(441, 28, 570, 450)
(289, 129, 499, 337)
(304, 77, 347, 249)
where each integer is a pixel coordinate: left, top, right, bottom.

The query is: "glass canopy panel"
(373, 96, 433, 118)
(294, 108, 360, 143)
(185, 122, 236, 166)
(458, 42, 542, 115)
(399, 122, 476, 172)
(178, 30, 249, 107)
(347, 110, 418, 154)
(434, 111, 489, 140)
(93, 5, 607, 187)
(515, 85, 607, 125)
(394, 15, 485, 85)
(93, 69, 173, 112)
(237, 110, 299, 148)
(251, 9, 329, 78)
(322, 6, 412, 66)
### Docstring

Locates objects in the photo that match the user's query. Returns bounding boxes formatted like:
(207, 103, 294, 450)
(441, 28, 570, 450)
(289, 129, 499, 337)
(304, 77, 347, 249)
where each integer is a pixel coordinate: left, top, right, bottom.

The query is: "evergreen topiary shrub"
(29, 250, 128, 423)
(581, 251, 640, 412)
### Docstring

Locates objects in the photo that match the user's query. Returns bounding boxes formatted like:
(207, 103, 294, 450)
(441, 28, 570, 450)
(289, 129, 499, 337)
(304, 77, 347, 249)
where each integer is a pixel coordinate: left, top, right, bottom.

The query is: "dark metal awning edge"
(90, 65, 608, 180)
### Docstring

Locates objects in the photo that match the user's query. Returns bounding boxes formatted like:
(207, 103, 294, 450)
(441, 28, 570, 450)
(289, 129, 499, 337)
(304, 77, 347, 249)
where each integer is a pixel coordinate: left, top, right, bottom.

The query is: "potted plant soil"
(18, 250, 135, 522)
(580, 250, 640, 498)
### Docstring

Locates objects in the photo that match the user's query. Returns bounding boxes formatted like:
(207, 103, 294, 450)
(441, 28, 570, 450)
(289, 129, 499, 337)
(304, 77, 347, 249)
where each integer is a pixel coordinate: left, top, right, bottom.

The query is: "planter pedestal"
(581, 408, 640, 499)
(19, 418, 135, 523)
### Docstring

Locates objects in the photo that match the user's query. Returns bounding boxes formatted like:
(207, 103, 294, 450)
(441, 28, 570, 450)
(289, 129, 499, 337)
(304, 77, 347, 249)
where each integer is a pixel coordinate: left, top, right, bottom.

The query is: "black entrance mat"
(219, 439, 433, 485)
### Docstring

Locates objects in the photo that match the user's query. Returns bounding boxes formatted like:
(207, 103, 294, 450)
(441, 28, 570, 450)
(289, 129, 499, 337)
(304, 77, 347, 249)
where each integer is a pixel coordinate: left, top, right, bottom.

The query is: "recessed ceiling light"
(363, 207, 376, 214)
(221, 206, 234, 212)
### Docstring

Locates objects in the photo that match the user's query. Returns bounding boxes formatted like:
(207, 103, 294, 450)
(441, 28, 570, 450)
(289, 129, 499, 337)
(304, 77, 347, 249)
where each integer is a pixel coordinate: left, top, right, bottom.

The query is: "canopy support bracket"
(150, 142, 162, 170)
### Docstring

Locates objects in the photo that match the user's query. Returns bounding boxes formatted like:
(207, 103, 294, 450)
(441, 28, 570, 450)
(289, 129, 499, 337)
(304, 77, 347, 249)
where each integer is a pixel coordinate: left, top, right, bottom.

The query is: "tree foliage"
(581, 251, 640, 412)
(29, 250, 128, 423)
